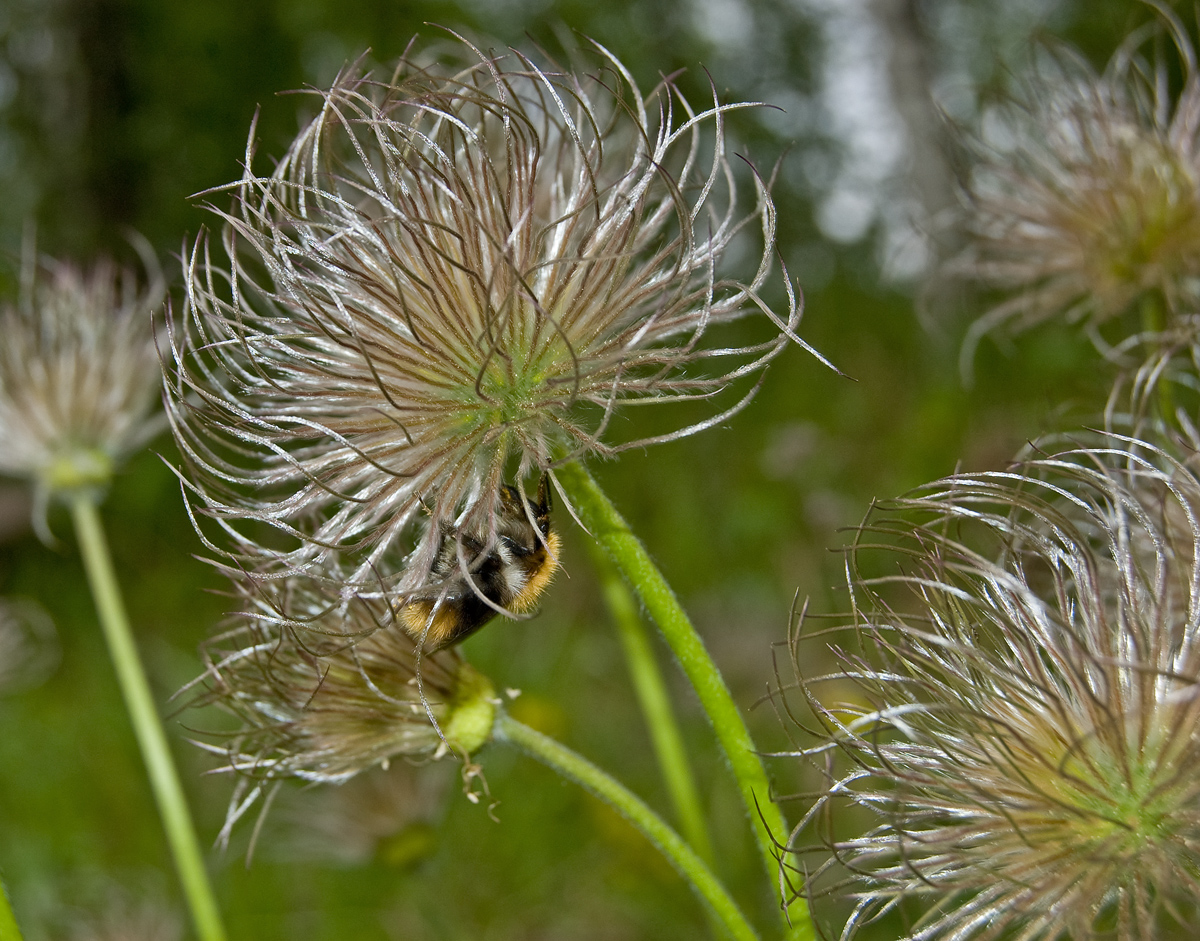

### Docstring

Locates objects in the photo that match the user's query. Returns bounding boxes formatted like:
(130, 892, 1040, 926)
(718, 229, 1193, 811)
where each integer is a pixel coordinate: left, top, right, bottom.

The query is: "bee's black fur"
(402, 476, 557, 650)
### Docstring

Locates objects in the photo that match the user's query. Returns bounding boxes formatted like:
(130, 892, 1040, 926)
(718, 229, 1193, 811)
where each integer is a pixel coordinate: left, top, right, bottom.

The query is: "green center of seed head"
(443, 663, 497, 755)
(41, 446, 113, 497)
(464, 343, 559, 432)
(1055, 744, 1178, 860)
(1099, 139, 1199, 293)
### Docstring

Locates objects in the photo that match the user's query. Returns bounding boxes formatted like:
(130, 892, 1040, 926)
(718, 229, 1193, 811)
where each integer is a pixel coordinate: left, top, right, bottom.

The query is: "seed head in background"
(955, 5, 1200, 378)
(780, 440, 1200, 941)
(64, 895, 182, 941)
(0, 248, 164, 541)
(0, 596, 59, 696)
(191, 566, 497, 842)
(165, 34, 822, 583)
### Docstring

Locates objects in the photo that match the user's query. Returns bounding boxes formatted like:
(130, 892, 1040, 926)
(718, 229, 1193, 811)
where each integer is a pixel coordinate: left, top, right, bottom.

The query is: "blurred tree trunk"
(870, 0, 957, 255)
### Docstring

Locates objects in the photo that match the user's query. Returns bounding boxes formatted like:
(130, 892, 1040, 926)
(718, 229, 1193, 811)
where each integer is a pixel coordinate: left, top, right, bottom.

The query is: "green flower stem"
(1140, 292, 1175, 424)
(555, 461, 813, 940)
(495, 712, 759, 941)
(591, 546, 715, 864)
(70, 497, 227, 941)
(0, 879, 22, 941)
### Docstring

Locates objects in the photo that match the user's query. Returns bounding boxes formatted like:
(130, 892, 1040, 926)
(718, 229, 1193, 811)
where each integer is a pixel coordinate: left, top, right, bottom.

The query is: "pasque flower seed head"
(956, 7, 1200, 373)
(191, 565, 496, 838)
(784, 439, 1200, 941)
(0, 249, 163, 539)
(165, 36, 824, 581)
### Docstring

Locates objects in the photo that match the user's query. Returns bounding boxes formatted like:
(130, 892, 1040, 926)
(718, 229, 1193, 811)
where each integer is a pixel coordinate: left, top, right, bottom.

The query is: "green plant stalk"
(495, 712, 759, 941)
(591, 545, 715, 865)
(0, 878, 23, 941)
(555, 461, 813, 940)
(70, 497, 227, 941)
(1140, 291, 1175, 424)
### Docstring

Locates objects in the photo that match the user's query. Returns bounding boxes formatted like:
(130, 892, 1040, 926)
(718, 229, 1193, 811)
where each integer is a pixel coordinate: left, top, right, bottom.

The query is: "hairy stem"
(0, 879, 22, 941)
(70, 497, 227, 941)
(592, 546, 715, 864)
(495, 712, 759, 941)
(555, 461, 813, 939)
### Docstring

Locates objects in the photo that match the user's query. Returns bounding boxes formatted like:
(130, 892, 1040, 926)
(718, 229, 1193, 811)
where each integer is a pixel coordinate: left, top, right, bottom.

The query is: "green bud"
(41, 447, 113, 496)
(443, 663, 496, 756)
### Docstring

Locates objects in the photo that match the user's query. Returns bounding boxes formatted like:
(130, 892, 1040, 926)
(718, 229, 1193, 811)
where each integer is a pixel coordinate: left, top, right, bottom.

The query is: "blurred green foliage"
(0, 0, 1173, 938)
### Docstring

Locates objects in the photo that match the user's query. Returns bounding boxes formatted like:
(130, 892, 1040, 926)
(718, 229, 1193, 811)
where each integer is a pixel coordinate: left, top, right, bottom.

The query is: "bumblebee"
(400, 476, 561, 651)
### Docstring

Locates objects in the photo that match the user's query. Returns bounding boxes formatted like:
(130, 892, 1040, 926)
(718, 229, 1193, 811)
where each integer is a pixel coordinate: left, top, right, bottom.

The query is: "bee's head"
(497, 475, 554, 549)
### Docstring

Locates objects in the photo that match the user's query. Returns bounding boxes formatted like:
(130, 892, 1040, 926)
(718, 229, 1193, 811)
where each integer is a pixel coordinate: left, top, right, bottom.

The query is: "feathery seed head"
(194, 567, 496, 824)
(0, 252, 164, 536)
(956, 9, 1200, 370)
(166, 36, 819, 579)
(784, 440, 1200, 941)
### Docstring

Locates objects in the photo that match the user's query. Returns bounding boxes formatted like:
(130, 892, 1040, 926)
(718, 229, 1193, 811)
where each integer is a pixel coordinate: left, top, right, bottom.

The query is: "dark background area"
(0, 0, 1164, 937)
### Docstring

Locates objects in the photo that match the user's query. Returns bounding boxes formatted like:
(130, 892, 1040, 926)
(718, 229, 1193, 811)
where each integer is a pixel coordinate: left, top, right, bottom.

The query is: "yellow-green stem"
(592, 546, 715, 865)
(0, 879, 22, 941)
(70, 497, 227, 941)
(495, 712, 759, 941)
(556, 461, 813, 940)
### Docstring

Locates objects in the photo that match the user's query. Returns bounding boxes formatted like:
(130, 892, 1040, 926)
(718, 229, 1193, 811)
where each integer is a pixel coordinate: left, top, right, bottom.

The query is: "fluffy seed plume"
(956, 6, 1200, 375)
(165, 36, 821, 580)
(191, 567, 496, 839)
(1103, 325, 1200, 439)
(781, 438, 1200, 941)
(0, 249, 164, 539)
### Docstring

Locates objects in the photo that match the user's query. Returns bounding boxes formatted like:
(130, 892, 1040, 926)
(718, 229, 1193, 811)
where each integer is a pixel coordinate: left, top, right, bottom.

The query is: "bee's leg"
(534, 473, 552, 534)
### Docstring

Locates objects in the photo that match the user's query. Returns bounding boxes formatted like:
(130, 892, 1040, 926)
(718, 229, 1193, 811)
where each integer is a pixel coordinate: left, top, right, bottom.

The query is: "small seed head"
(0, 251, 163, 537)
(955, 11, 1200, 371)
(193, 566, 496, 831)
